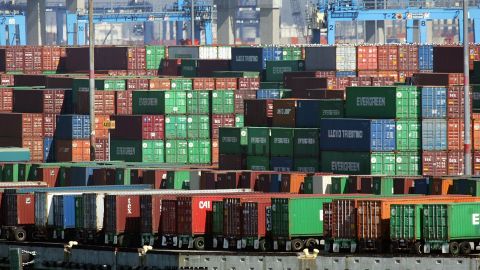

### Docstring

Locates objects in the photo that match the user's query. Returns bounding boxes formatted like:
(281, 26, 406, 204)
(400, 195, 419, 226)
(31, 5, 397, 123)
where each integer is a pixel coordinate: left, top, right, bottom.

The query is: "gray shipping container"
(304, 47, 337, 71)
(167, 46, 200, 59)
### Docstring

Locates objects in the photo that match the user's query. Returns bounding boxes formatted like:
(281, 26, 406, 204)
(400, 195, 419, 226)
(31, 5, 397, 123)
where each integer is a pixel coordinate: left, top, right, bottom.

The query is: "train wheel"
(291, 239, 304, 252)
(194, 237, 205, 250)
(259, 239, 270, 251)
(460, 242, 472, 255)
(414, 242, 423, 255)
(305, 238, 317, 249)
(14, 228, 27, 242)
(449, 242, 460, 256)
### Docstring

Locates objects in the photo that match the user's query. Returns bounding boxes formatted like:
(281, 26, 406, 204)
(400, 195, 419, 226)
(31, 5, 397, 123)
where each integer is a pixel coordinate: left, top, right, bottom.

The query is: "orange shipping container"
(474, 151, 480, 175)
(55, 139, 90, 162)
(473, 118, 480, 150)
(94, 115, 110, 139)
(398, 45, 419, 71)
(211, 140, 219, 165)
(149, 78, 171, 90)
(357, 46, 378, 71)
(447, 119, 465, 151)
(193, 78, 215, 90)
(280, 173, 306, 193)
(377, 45, 398, 71)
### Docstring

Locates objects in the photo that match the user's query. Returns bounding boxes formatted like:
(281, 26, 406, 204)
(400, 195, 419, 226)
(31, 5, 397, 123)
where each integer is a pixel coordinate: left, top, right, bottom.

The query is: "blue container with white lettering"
(296, 99, 345, 128)
(336, 71, 357, 77)
(422, 119, 447, 150)
(231, 47, 265, 71)
(270, 157, 293, 172)
(43, 137, 54, 162)
(421, 87, 447, 118)
(256, 89, 282, 99)
(418, 45, 434, 71)
(319, 118, 396, 151)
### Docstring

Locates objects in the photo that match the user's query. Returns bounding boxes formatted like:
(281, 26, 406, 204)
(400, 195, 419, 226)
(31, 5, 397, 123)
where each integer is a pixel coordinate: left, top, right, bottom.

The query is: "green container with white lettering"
(246, 156, 270, 171)
(270, 128, 294, 157)
(186, 91, 210, 114)
(165, 140, 188, 164)
(293, 129, 319, 158)
(345, 86, 420, 119)
(187, 115, 210, 139)
(247, 127, 270, 156)
(219, 127, 242, 155)
(165, 115, 188, 140)
(265, 60, 305, 82)
(188, 140, 211, 164)
(212, 90, 235, 114)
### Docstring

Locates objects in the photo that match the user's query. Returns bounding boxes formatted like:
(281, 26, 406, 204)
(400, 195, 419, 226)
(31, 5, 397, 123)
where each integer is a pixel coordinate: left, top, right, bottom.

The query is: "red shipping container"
(358, 70, 379, 78)
(212, 140, 219, 165)
(211, 114, 235, 139)
(413, 73, 464, 86)
(422, 151, 448, 176)
(193, 78, 215, 90)
(377, 71, 399, 82)
(215, 78, 238, 90)
(474, 151, 480, 175)
(357, 46, 378, 71)
(127, 78, 149, 91)
(392, 177, 420, 194)
(447, 151, 465, 176)
(296, 89, 345, 99)
(244, 100, 273, 127)
(23, 46, 43, 72)
(161, 199, 177, 235)
(55, 139, 90, 162)
(284, 71, 333, 89)
(272, 99, 297, 127)
(104, 194, 141, 234)
(377, 45, 398, 71)
(127, 70, 147, 76)
(140, 194, 176, 235)
(447, 118, 465, 151)
(349, 77, 372, 87)
(200, 171, 220, 190)
(23, 137, 44, 162)
(111, 115, 164, 140)
(238, 78, 260, 90)
(143, 169, 167, 189)
(13, 89, 69, 114)
(76, 90, 115, 115)
(30, 166, 59, 187)
(398, 45, 419, 71)
(43, 113, 56, 138)
(92, 168, 116, 186)
(94, 138, 109, 161)
(5, 193, 35, 226)
(116, 90, 133, 115)
(216, 172, 242, 189)
(160, 59, 181, 76)
(447, 86, 465, 118)
(0, 113, 43, 138)
(0, 74, 14, 86)
(127, 47, 146, 70)
(0, 88, 13, 112)
(149, 78, 171, 90)
(371, 77, 395, 86)
(176, 195, 225, 236)
(235, 89, 257, 114)
(474, 118, 480, 150)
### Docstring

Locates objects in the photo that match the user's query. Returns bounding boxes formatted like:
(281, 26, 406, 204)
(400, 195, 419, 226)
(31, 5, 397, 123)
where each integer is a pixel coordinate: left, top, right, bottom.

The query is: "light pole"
(191, 0, 195, 43)
(89, 0, 96, 161)
(464, 0, 472, 175)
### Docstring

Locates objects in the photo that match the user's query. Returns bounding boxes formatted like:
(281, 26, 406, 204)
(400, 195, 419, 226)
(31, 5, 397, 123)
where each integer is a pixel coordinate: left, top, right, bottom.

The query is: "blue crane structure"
(311, 0, 480, 45)
(0, 1, 26, 46)
(66, 0, 213, 45)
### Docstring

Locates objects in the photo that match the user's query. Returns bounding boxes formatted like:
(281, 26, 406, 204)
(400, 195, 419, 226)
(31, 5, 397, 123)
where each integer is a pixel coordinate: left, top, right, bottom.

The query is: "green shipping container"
(132, 91, 165, 115)
(164, 91, 187, 114)
(186, 91, 210, 114)
(371, 152, 396, 175)
(321, 151, 371, 175)
(266, 60, 305, 82)
(294, 129, 319, 158)
(331, 176, 349, 194)
(373, 177, 394, 195)
(396, 120, 421, 151)
(260, 82, 283, 89)
(246, 156, 269, 171)
(142, 140, 165, 163)
(270, 128, 294, 157)
(165, 140, 188, 164)
(395, 152, 421, 176)
(2, 163, 19, 181)
(166, 170, 190, 189)
(74, 196, 83, 229)
(18, 163, 32, 181)
(212, 201, 224, 235)
(188, 140, 211, 164)
(345, 86, 420, 119)
(187, 115, 210, 139)
(171, 78, 193, 91)
(212, 90, 234, 114)
(115, 167, 135, 185)
(235, 114, 244, 128)
(219, 127, 242, 155)
(473, 85, 480, 111)
(146, 45, 166, 70)
(293, 158, 319, 173)
(390, 204, 422, 241)
(247, 127, 270, 156)
(165, 115, 188, 139)
(282, 47, 303, 60)
(181, 60, 197, 77)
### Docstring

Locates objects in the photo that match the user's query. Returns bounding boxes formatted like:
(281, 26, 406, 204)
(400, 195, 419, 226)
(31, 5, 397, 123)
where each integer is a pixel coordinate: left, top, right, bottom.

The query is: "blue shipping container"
(263, 47, 283, 63)
(418, 45, 434, 71)
(319, 118, 396, 151)
(55, 115, 90, 140)
(413, 178, 430, 194)
(69, 166, 94, 186)
(296, 100, 344, 128)
(266, 174, 282, 192)
(231, 47, 265, 71)
(53, 195, 77, 229)
(421, 87, 447, 118)
(44, 137, 54, 162)
(256, 89, 282, 99)
(422, 119, 447, 150)
(336, 71, 357, 77)
(270, 157, 293, 172)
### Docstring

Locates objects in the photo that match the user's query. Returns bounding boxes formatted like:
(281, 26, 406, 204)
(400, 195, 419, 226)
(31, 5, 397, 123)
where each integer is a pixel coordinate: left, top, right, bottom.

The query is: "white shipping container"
(336, 46, 357, 71)
(310, 175, 349, 194)
(217, 46, 232, 60)
(199, 46, 218, 60)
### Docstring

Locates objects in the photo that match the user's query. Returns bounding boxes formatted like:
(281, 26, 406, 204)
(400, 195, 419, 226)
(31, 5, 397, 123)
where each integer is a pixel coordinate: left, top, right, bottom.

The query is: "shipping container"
(104, 194, 141, 244)
(165, 115, 188, 140)
(295, 99, 344, 128)
(422, 119, 447, 151)
(293, 128, 320, 158)
(319, 119, 396, 152)
(231, 47, 264, 71)
(165, 140, 188, 164)
(336, 45, 356, 71)
(395, 152, 421, 176)
(55, 140, 90, 162)
(422, 151, 448, 176)
(433, 46, 463, 73)
(187, 91, 210, 114)
(304, 47, 336, 71)
(212, 90, 234, 114)
(377, 45, 398, 71)
(111, 115, 164, 141)
(55, 115, 90, 140)
(396, 120, 421, 151)
(418, 45, 433, 70)
(270, 128, 294, 157)
(357, 46, 378, 71)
